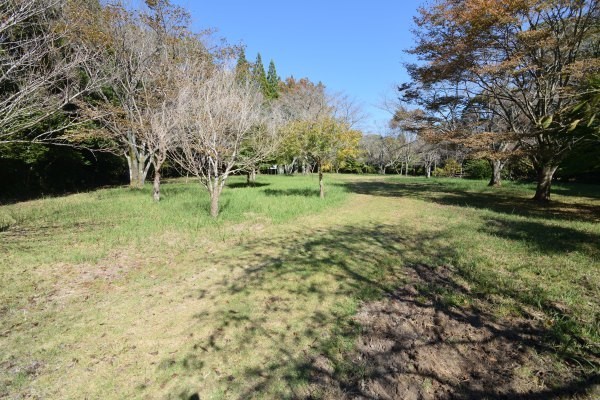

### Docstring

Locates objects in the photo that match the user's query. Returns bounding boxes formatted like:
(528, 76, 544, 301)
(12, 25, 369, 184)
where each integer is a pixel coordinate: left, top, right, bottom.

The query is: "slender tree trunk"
(138, 154, 146, 187)
(426, 164, 431, 178)
(209, 180, 222, 218)
(210, 192, 219, 217)
(153, 169, 161, 202)
(488, 160, 504, 187)
(533, 164, 558, 202)
(318, 163, 324, 199)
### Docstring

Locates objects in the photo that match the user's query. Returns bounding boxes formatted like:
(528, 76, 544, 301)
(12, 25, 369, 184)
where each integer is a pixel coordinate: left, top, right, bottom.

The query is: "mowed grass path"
(1, 175, 599, 399)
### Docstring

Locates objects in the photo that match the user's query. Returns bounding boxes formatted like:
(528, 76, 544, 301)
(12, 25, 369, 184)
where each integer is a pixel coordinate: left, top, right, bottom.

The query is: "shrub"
(434, 159, 462, 177)
(464, 159, 492, 180)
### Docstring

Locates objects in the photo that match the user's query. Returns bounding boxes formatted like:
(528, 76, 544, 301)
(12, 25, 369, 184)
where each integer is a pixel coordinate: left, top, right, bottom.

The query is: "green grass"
(1, 174, 599, 399)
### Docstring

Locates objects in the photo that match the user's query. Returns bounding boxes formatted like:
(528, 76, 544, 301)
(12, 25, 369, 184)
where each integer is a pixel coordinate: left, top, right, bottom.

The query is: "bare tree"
(361, 133, 405, 174)
(329, 92, 366, 129)
(278, 77, 330, 122)
(0, 0, 101, 145)
(140, 0, 205, 201)
(145, 99, 178, 201)
(397, 129, 418, 176)
(240, 101, 284, 183)
(85, 0, 202, 189)
(173, 66, 278, 217)
(86, 5, 157, 188)
(415, 141, 440, 178)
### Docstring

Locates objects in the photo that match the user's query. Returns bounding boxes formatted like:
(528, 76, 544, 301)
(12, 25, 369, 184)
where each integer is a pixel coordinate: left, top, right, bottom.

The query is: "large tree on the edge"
(406, 0, 600, 201)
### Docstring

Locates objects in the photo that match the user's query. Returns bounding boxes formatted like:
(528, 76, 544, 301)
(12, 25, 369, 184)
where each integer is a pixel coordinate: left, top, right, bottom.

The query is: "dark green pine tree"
(266, 59, 280, 100)
(235, 48, 251, 84)
(252, 53, 268, 97)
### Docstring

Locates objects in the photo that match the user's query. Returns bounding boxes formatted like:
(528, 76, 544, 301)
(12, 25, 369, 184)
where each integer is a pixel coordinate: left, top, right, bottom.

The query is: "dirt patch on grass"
(307, 264, 599, 399)
(45, 250, 148, 307)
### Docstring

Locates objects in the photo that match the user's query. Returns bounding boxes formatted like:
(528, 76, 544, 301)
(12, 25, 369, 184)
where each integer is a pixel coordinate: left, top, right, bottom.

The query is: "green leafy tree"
(282, 117, 359, 198)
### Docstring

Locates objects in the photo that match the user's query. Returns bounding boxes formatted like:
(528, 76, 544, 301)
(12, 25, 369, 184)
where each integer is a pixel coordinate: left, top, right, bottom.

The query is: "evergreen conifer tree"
(266, 59, 280, 99)
(235, 48, 250, 84)
(252, 53, 268, 97)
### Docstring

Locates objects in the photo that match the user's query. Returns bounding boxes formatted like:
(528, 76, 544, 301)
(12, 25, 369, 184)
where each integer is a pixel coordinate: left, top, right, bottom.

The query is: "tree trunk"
(426, 164, 431, 178)
(125, 148, 140, 188)
(209, 182, 223, 218)
(319, 164, 324, 199)
(125, 145, 150, 188)
(246, 169, 257, 184)
(488, 160, 504, 187)
(138, 154, 146, 186)
(533, 164, 558, 202)
(287, 158, 297, 175)
(153, 169, 161, 202)
(379, 165, 386, 175)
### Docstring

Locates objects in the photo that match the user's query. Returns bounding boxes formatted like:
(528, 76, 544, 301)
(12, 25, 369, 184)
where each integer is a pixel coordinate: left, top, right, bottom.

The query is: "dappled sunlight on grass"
(1, 175, 599, 399)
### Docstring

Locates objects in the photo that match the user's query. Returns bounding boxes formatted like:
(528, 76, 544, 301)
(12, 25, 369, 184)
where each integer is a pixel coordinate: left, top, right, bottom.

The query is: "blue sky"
(175, 1, 422, 132)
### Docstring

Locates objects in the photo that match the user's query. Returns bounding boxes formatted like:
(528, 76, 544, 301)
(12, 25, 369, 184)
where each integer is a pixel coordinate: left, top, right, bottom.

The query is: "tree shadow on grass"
(171, 222, 599, 399)
(226, 182, 270, 189)
(481, 217, 600, 257)
(552, 185, 600, 200)
(306, 262, 600, 399)
(263, 188, 319, 197)
(341, 180, 600, 223)
(157, 183, 203, 198)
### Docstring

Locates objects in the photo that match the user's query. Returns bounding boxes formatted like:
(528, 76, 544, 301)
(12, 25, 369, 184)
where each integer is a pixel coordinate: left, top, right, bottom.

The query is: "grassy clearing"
(1, 174, 599, 399)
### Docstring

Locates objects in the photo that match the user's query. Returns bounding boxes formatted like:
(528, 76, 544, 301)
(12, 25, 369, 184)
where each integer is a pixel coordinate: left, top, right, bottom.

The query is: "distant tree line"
(1, 0, 598, 209)
(0, 0, 364, 215)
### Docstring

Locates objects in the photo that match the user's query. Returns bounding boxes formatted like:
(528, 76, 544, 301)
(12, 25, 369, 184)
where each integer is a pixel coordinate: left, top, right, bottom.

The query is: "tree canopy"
(402, 0, 600, 200)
